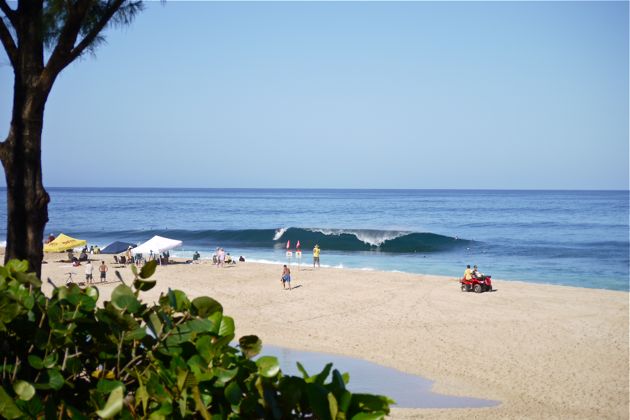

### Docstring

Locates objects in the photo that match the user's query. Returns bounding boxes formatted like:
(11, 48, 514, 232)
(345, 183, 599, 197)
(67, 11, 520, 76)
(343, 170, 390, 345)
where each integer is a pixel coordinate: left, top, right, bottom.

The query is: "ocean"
(0, 188, 627, 291)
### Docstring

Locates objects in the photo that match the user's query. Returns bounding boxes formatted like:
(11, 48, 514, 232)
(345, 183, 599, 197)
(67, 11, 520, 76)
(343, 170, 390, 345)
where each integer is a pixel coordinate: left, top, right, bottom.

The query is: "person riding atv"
(461, 264, 492, 293)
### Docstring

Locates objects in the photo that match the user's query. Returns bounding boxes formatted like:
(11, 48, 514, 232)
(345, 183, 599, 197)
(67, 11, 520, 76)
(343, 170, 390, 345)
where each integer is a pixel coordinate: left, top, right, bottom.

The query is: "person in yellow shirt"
(313, 244, 321, 268)
(463, 265, 473, 280)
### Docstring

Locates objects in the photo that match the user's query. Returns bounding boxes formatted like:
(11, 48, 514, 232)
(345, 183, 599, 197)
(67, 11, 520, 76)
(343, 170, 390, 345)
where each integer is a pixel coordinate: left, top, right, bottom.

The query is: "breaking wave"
(73, 227, 473, 254)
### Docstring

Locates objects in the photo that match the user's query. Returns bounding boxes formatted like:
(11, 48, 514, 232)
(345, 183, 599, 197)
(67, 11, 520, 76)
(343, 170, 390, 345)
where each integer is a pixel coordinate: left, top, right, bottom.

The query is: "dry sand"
(38, 254, 628, 419)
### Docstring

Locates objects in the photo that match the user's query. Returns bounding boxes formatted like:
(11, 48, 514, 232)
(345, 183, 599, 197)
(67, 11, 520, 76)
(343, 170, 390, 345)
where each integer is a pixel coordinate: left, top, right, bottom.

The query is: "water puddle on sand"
(260, 345, 500, 409)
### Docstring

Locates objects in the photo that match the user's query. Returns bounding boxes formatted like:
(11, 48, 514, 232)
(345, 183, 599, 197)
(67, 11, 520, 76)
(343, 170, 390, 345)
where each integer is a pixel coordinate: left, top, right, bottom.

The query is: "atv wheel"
(461, 284, 466, 292)
(473, 284, 482, 293)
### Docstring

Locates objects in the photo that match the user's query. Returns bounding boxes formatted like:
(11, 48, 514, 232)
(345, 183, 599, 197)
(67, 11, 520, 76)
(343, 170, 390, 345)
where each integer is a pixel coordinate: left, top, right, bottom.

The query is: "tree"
(0, 0, 143, 277)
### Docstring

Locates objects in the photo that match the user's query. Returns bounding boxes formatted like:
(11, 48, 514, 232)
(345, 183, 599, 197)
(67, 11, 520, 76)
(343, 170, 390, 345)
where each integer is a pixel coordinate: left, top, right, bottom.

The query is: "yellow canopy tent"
(43, 233, 87, 253)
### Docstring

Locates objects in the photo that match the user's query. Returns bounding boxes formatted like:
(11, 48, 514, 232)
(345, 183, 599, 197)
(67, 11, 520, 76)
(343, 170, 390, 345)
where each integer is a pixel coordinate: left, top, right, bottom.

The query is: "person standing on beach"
(281, 265, 292, 290)
(313, 244, 320, 268)
(85, 260, 93, 284)
(218, 248, 225, 268)
(126, 246, 133, 264)
(99, 261, 108, 283)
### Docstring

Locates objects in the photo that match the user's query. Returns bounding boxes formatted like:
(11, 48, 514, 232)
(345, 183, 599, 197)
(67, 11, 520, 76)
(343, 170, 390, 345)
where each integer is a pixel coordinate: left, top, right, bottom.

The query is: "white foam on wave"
(273, 228, 288, 241)
(306, 228, 409, 247)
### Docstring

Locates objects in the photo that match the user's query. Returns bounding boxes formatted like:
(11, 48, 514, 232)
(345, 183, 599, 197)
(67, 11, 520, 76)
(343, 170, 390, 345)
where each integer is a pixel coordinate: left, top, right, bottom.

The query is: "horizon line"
(0, 186, 626, 192)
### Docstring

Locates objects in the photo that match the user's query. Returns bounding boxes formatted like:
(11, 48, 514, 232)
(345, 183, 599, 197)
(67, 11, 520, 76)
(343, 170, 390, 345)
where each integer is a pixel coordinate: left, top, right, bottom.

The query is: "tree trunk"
(2, 87, 50, 278)
(1, 0, 50, 277)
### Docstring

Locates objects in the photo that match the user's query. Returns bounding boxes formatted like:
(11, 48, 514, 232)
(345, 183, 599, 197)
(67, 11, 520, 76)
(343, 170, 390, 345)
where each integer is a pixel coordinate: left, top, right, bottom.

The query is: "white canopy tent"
(131, 235, 182, 256)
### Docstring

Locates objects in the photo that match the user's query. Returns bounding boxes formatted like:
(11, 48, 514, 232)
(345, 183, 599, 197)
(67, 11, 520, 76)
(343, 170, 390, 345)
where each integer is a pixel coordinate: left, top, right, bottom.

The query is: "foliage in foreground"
(0, 260, 392, 419)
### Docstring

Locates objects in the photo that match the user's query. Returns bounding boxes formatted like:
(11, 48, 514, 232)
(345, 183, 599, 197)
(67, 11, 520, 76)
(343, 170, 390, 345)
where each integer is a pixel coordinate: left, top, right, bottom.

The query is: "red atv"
(460, 275, 492, 293)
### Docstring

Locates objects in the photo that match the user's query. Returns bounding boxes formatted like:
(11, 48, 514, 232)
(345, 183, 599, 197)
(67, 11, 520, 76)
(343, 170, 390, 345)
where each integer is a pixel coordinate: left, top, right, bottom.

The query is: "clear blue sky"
(1, 1, 628, 189)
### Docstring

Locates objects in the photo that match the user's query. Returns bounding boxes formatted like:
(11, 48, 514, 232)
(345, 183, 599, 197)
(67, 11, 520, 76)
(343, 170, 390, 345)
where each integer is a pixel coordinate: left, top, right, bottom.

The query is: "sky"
(0, 1, 628, 189)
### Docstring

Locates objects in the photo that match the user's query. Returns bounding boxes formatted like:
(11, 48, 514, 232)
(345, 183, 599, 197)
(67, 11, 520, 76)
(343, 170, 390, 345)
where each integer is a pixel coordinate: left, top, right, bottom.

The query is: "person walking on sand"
(99, 261, 108, 283)
(281, 265, 292, 290)
(85, 260, 93, 284)
(313, 244, 320, 268)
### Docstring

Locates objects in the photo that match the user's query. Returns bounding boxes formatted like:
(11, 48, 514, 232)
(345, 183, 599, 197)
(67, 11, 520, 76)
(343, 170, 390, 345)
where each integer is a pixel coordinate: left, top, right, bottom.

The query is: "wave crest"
(70, 227, 472, 253)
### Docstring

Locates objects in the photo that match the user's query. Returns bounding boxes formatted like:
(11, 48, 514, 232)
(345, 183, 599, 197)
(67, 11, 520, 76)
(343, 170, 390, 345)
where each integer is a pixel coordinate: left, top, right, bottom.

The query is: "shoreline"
(21, 253, 630, 418)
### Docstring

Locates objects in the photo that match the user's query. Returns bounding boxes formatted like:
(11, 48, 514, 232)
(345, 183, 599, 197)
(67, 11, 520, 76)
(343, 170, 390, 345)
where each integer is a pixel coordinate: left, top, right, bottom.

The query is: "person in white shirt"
(85, 260, 93, 284)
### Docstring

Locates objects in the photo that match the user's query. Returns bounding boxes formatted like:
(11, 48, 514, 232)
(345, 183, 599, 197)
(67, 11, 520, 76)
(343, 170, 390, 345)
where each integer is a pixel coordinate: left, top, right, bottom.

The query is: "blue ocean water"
(0, 188, 627, 291)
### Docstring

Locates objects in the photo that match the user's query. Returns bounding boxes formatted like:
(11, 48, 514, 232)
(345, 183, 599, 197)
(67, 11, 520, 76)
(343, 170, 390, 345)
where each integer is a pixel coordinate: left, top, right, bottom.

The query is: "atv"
(460, 275, 492, 293)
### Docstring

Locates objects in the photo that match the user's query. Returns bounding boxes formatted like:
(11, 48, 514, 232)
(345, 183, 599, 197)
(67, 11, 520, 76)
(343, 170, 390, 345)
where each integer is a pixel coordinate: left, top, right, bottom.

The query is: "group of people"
(463, 264, 485, 280)
(212, 248, 231, 267)
(84, 260, 109, 284)
(280, 244, 323, 290)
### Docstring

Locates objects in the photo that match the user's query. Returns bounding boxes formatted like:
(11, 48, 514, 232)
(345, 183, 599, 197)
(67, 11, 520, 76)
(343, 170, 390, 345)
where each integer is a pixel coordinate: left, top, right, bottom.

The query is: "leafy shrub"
(0, 259, 392, 419)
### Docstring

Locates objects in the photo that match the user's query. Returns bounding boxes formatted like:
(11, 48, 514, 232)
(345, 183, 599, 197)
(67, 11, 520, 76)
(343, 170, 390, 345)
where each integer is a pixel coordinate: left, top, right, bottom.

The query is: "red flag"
(296, 240, 301, 249)
(286, 240, 290, 249)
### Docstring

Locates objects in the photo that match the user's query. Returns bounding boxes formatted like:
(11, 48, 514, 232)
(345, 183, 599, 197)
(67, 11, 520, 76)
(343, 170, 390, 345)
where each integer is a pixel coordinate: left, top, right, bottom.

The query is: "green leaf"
(84, 286, 100, 301)
(256, 356, 280, 378)
(306, 383, 332, 420)
(350, 412, 387, 420)
(146, 312, 163, 337)
(218, 315, 235, 337)
(328, 392, 338, 419)
(130, 264, 138, 276)
(27, 355, 44, 370)
(13, 380, 35, 401)
(14, 271, 42, 287)
(136, 385, 149, 413)
(191, 296, 223, 318)
(42, 353, 59, 369)
(212, 367, 238, 385)
(164, 289, 189, 312)
(238, 335, 262, 359)
(96, 385, 124, 419)
(6, 259, 29, 274)
(139, 260, 158, 279)
(296, 362, 310, 379)
(314, 363, 333, 386)
(0, 266, 9, 281)
(349, 394, 393, 415)
(111, 284, 141, 313)
(195, 335, 214, 363)
(96, 380, 124, 395)
(48, 368, 64, 390)
(133, 278, 156, 292)
(185, 318, 213, 333)
(224, 382, 242, 406)
(124, 327, 147, 341)
(0, 385, 23, 418)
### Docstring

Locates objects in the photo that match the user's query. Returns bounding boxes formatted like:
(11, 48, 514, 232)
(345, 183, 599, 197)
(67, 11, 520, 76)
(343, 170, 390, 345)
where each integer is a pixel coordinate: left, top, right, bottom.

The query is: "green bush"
(0, 259, 392, 419)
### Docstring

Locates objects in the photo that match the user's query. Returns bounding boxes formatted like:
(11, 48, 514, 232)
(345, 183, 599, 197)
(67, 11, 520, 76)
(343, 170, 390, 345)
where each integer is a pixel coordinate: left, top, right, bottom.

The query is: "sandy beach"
(37, 254, 628, 419)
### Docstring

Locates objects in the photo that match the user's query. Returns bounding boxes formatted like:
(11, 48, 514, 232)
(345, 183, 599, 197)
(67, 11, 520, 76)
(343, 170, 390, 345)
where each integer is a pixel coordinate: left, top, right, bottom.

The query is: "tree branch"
(68, 0, 125, 63)
(0, 0, 16, 25)
(0, 136, 9, 164)
(40, 0, 93, 86)
(0, 15, 17, 68)
(41, 0, 125, 91)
